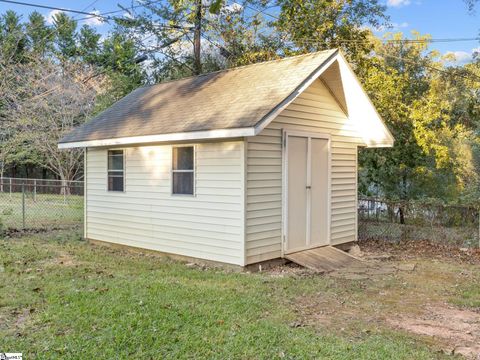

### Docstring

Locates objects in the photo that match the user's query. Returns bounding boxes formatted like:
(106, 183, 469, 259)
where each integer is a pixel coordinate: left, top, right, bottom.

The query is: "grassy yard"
(0, 192, 83, 230)
(1, 230, 479, 359)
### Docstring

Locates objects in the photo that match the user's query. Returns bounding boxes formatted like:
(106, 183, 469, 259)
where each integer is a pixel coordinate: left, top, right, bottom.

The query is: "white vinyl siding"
(245, 78, 362, 265)
(86, 141, 245, 265)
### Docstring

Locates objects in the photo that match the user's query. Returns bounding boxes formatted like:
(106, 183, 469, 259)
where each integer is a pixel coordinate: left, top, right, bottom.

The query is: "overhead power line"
(377, 52, 480, 83)
(1, 0, 191, 51)
(0, 0, 188, 29)
(0, 0, 112, 20)
(73, 0, 162, 21)
(240, 2, 279, 21)
(3, 0, 479, 83)
(76, 0, 100, 16)
(294, 37, 480, 45)
(270, 35, 480, 82)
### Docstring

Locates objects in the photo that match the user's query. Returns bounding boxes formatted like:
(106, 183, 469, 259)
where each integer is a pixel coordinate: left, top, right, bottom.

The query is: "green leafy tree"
(78, 25, 101, 64)
(91, 29, 146, 112)
(359, 33, 480, 203)
(116, 0, 279, 81)
(206, 3, 281, 68)
(53, 12, 78, 59)
(0, 10, 27, 62)
(26, 11, 53, 57)
(275, 0, 388, 66)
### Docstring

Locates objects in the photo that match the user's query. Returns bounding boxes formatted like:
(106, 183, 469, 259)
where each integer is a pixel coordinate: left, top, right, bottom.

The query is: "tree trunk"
(398, 206, 405, 225)
(59, 174, 71, 196)
(193, 0, 202, 75)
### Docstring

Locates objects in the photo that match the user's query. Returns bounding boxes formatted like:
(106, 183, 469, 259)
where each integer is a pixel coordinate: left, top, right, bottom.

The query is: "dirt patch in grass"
(329, 262, 400, 279)
(271, 242, 480, 358)
(288, 263, 480, 357)
(52, 252, 79, 267)
(13, 308, 35, 328)
(41, 251, 81, 268)
(388, 304, 480, 359)
(360, 239, 480, 264)
(262, 262, 316, 278)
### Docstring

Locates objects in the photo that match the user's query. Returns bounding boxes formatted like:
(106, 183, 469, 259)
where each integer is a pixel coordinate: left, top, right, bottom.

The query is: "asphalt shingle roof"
(60, 49, 337, 144)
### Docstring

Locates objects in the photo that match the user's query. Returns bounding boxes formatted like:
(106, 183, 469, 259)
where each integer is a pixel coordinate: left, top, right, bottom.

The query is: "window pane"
(173, 147, 193, 170)
(173, 172, 193, 195)
(108, 174, 124, 192)
(108, 150, 124, 171)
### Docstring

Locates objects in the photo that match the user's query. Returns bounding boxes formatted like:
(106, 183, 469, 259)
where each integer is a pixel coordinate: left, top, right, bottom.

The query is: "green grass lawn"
(451, 284, 480, 310)
(0, 192, 83, 230)
(1, 230, 478, 359)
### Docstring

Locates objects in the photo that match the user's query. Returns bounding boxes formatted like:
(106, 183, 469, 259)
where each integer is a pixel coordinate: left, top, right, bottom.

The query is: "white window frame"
(107, 149, 125, 192)
(171, 145, 196, 196)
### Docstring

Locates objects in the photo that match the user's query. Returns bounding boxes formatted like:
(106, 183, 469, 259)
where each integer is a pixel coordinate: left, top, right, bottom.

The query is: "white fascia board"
(58, 127, 256, 149)
(336, 53, 395, 148)
(364, 141, 394, 148)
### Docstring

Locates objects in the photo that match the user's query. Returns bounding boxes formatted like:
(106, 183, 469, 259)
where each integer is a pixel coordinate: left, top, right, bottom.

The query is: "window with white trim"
(172, 146, 194, 195)
(108, 150, 124, 192)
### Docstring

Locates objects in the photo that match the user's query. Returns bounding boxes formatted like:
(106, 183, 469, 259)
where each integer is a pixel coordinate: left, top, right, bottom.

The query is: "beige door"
(286, 133, 329, 253)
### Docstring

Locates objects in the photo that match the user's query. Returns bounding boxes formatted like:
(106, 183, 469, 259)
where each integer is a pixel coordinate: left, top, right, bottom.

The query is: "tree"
(359, 33, 480, 203)
(53, 12, 78, 59)
(26, 11, 53, 57)
(206, 2, 281, 68)
(0, 10, 27, 63)
(78, 25, 101, 64)
(116, 0, 207, 78)
(5, 59, 105, 189)
(464, 0, 478, 12)
(0, 10, 147, 180)
(275, 0, 388, 66)
(115, 0, 279, 81)
(90, 28, 146, 112)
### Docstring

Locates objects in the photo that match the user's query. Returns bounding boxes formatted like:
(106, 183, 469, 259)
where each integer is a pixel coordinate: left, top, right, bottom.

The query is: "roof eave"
(58, 127, 256, 149)
(364, 140, 395, 148)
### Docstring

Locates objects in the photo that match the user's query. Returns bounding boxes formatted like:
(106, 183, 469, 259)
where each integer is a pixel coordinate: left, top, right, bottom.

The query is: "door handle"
(306, 186, 311, 189)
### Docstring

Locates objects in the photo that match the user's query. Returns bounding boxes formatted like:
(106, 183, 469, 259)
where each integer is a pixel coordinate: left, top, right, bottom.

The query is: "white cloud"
(387, 0, 411, 7)
(448, 51, 471, 63)
(224, 2, 243, 13)
(82, 10, 104, 27)
(45, 9, 64, 24)
(393, 21, 409, 29)
(444, 48, 480, 64)
(45, 9, 104, 26)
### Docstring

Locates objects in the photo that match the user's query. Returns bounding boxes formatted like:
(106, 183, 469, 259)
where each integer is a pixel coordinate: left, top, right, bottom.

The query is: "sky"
(1, 0, 479, 64)
(382, 0, 480, 63)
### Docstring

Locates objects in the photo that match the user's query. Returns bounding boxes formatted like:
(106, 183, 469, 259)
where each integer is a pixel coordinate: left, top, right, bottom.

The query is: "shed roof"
(59, 49, 394, 148)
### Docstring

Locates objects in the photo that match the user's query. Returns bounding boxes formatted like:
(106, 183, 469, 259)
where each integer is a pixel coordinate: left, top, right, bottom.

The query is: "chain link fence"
(358, 197, 480, 248)
(1, 178, 479, 248)
(0, 177, 84, 232)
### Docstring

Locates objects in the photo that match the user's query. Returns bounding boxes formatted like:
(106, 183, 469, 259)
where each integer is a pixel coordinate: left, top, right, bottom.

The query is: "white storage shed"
(59, 49, 393, 266)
